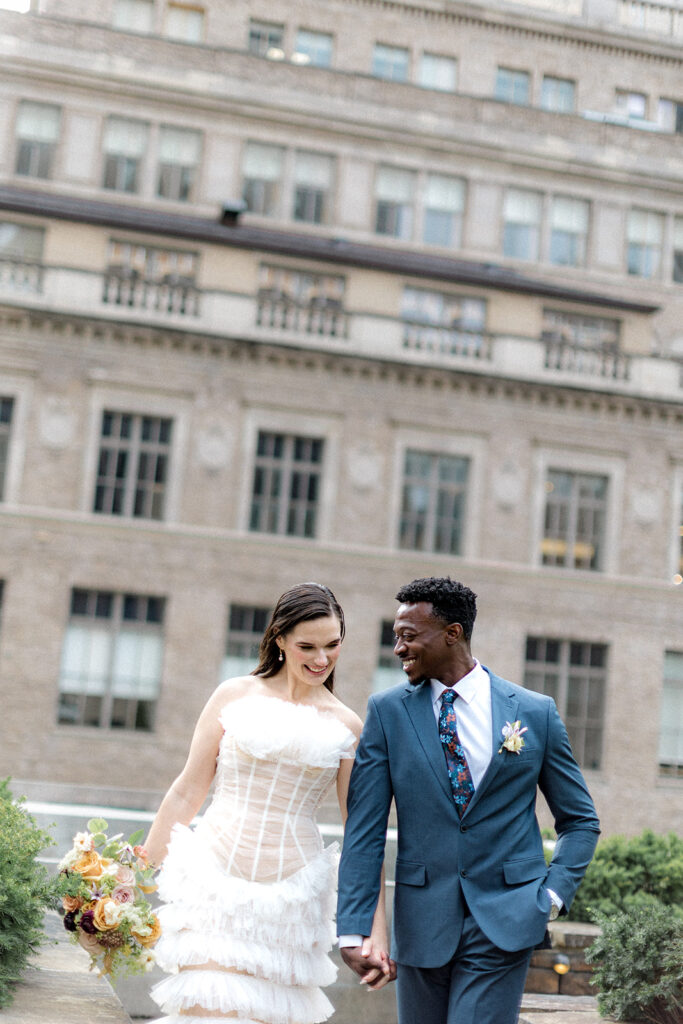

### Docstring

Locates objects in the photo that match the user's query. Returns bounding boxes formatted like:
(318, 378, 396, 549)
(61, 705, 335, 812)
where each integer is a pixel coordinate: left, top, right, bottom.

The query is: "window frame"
(531, 449, 623, 574)
(540, 75, 576, 113)
(495, 66, 531, 105)
(238, 410, 338, 541)
(57, 588, 165, 731)
(524, 635, 607, 771)
(372, 42, 410, 82)
(221, 603, 271, 681)
(14, 101, 61, 180)
(391, 429, 484, 558)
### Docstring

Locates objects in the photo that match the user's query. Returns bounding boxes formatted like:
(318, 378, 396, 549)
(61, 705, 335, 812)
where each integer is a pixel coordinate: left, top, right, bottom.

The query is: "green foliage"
(0, 778, 57, 1008)
(586, 901, 683, 1024)
(568, 829, 683, 923)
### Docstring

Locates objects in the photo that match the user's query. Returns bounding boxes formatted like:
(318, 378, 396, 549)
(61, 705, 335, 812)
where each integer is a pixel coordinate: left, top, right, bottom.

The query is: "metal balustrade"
(543, 336, 631, 380)
(402, 323, 493, 361)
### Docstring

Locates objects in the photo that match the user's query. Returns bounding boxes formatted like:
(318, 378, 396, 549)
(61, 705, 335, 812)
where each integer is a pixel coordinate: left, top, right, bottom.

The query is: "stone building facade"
(0, 0, 681, 837)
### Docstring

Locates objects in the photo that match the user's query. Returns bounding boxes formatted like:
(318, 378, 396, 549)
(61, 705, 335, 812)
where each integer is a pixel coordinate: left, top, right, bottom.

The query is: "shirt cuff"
(546, 888, 563, 920)
(338, 934, 364, 947)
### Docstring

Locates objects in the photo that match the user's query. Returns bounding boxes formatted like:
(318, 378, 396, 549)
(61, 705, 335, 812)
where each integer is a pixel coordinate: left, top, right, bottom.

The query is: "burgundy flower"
(63, 911, 77, 933)
(79, 910, 97, 935)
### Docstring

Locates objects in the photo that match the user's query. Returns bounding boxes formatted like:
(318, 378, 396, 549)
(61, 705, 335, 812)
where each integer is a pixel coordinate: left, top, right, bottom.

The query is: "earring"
(278, 649, 284, 662)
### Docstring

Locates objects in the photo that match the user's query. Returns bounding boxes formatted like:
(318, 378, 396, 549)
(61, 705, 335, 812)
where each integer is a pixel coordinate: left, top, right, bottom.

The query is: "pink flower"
(111, 885, 136, 904)
(115, 865, 136, 886)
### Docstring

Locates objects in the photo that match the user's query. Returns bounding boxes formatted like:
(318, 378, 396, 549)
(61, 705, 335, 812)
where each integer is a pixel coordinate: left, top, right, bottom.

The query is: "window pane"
(495, 67, 530, 105)
(294, 30, 332, 68)
(372, 44, 409, 82)
(165, 4, 204, 43)
(113, 0, 154, 31)
(419, 53, 457, 91)
(540, 76, 575, 113)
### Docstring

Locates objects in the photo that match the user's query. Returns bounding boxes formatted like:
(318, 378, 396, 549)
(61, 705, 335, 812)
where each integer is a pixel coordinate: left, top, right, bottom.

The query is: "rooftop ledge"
(0, 186, 659, 316)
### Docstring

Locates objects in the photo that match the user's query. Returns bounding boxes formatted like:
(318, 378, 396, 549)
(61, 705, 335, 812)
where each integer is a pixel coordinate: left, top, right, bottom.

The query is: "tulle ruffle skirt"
(150, 823, 339, 1024)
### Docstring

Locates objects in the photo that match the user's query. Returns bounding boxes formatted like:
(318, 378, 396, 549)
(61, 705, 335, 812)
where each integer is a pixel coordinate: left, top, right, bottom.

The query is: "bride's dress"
(150, 695, 356, 1024)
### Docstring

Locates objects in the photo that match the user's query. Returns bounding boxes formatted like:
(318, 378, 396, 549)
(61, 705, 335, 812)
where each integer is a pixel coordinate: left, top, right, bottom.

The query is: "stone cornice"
(1, 303, 679, 426)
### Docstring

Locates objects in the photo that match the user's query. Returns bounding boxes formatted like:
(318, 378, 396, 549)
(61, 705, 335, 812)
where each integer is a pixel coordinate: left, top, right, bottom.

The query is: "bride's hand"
(358, 933, 397, 989)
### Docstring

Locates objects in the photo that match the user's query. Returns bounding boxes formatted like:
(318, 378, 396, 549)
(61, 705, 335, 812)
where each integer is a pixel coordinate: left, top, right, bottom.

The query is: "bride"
(144, 582, 392, 1023)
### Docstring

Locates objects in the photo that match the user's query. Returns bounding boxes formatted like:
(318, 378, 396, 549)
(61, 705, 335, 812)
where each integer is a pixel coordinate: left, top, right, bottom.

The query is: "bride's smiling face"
(277, 614, 342, 689)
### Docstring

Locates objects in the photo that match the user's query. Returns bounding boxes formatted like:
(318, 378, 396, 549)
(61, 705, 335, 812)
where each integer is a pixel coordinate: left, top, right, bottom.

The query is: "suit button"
(460, 825, 468, 833)
(460, 869, 468, 877)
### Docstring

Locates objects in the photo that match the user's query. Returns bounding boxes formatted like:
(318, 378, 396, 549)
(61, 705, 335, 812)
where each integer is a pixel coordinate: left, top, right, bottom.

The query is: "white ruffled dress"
(150, 695, 356, 1024)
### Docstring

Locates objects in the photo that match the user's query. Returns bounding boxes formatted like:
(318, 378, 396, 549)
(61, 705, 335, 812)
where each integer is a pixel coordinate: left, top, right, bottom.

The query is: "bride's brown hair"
(253, 582, 345, 693)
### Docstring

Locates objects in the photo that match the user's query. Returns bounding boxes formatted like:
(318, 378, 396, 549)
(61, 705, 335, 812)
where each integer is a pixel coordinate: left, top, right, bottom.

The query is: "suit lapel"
(402, 681, 454, 804)
(464, 671, 518, 816)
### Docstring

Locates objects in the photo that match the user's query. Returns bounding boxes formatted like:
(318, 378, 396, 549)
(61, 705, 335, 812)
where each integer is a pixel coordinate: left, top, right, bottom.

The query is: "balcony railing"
(256, 290, 348, 338)
(0, 257, 43, 294)
(618, 0, 683, 37)
(543, 335, 631, 381)
(102, 270, 200, 316)
(402, 323, 492, 361)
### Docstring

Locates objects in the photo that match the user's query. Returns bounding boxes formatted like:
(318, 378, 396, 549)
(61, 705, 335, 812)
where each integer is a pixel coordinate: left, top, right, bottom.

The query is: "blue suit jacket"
(337, 670, 600, 964)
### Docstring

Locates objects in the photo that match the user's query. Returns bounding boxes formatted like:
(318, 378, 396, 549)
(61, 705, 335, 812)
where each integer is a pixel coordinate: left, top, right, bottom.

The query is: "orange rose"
(71, 851, 106, 881)
(92, 897, 123, 932)
(132, 914, 161, 947)
(62, 894, 83, 913)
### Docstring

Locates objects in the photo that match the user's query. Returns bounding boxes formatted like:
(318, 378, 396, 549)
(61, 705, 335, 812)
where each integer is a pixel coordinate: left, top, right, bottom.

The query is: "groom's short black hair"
(395, 577, 477, 642)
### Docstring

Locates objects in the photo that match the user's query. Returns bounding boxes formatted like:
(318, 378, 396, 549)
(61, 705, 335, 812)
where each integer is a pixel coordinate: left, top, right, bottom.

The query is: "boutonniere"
(498, 720, 528, 754)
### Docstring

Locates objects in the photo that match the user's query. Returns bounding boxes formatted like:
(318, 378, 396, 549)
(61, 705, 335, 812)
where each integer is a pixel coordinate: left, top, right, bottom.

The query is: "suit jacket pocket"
(503, 856, 548, 885)
(395, 858, 426, 886)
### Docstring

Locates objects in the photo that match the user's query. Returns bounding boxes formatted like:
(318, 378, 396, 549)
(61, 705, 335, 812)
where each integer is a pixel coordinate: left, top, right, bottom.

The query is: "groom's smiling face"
(393, 602, 453, 684)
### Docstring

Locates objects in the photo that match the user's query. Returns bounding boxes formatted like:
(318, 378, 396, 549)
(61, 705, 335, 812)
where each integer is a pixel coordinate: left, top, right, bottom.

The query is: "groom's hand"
(341, 942, 397, 989)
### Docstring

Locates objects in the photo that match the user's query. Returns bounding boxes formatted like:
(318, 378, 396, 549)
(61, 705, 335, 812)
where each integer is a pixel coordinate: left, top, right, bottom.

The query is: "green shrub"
(586, 901, 683, 1024)
(0, 779, 57, 1008)
(567, 829, 683, 922)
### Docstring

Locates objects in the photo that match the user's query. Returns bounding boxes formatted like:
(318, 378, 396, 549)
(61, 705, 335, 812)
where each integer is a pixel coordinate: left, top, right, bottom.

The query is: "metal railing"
(543, 336, 631, 381)
(402, 323, 493, 360)
(0, 256, 43, 293)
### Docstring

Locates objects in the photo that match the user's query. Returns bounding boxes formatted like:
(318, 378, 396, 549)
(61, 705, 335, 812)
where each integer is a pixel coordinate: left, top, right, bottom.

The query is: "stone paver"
(2, 911, 130, 1024)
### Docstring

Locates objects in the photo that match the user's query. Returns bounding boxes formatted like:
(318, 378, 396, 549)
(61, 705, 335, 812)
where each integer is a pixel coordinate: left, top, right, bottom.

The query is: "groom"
(337, 576, 600, 1024)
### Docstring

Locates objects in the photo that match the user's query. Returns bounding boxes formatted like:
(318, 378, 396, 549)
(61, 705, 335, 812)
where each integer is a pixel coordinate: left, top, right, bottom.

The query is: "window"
(541, 469, 608, 570)
(399, 449, 470, 555)
(293, 151, 334, 224)
(402, 287, 486, 357)
(495, 67, 530, 105)
(293, 29, 332, 67)
(373, 620, 405, 692)
(419, 53, 457, 92)
(112, 0, 154, 32)
(423, 174, 465, 248)
(677, 485, 683, 582)
(503, 189, 542, 261)
(660, 652, 683, 776)
(93, 411, 173, 520)
(627, 209, 663, 278)
(0, 397, 13, 501)
(221, 604, 271, 680)
(257, 264, 346, 337)
(657, 98, 683, 133)
(57, 589, 164, 730)
(248, 20, 284, 58)
(103, 239, 199, 314)
(0, 221, 44, 292)
(165, 4, 204, 42)
(15, 101, 60, 179)
(673, 217, 683, 284)
(157, 126, 201, 201)
(372, 43, 409, 82)
(549, 196, 589, 267)
(540, 76, 575, 113)
(249, 431, 324, 538)
(541, 309, 620, 349)
(242, 142, 284, 217)
(375, 166, 415, 239)
(102, 117, 148, 194)
(615, 90, 647, 119)
(525, 637, 606, 770)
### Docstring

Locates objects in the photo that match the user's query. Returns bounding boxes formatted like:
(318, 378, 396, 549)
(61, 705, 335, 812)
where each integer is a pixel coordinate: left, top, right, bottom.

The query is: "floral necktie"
(439, 688, 474, 817)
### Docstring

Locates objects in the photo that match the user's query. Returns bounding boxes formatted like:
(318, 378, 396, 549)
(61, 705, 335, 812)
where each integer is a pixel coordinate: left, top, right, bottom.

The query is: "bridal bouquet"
(56, 817, 160, 978)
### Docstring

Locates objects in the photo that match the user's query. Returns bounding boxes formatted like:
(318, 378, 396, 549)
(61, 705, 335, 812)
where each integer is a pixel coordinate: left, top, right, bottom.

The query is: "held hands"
(340, 936, 397, 990)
